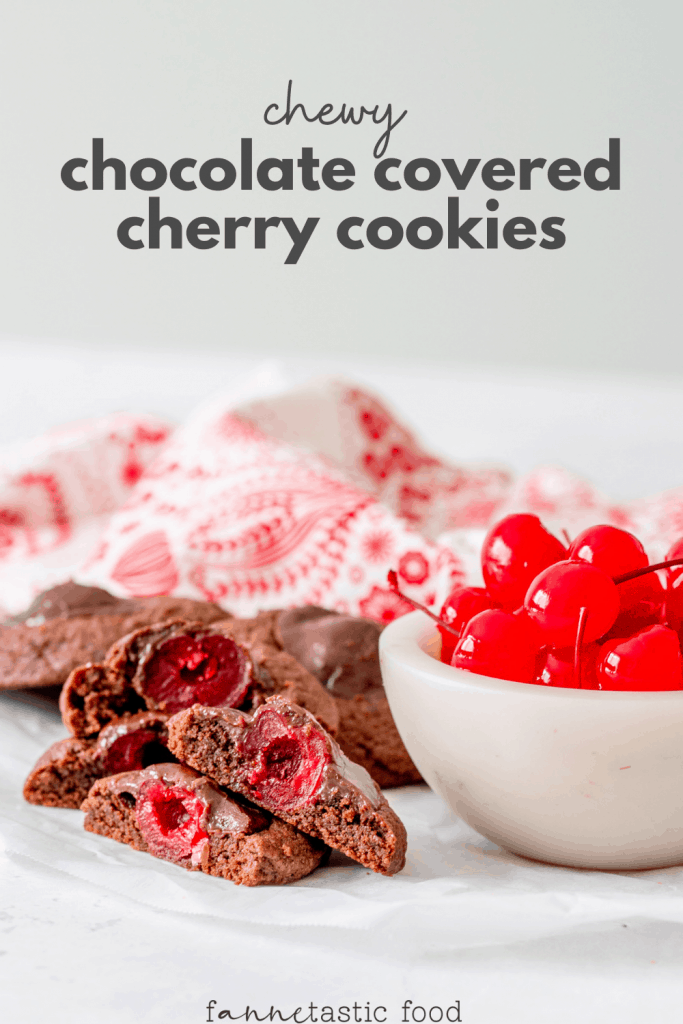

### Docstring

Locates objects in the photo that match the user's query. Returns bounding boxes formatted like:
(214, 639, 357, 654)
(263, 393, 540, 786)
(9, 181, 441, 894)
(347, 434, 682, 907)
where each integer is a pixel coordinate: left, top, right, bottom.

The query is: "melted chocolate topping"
(276, 606, 384, 698)
(10, 581, 139, 624)
(108, 763, 268, 835)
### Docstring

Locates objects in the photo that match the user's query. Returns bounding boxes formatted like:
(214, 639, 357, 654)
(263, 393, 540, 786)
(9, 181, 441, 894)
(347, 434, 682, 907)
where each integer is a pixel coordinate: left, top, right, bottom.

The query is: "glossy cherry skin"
(596, 625, 683, 691)
(438, 586, 496, 664)
(535, 643, 600, 689)
(664, 537, 683, 632)
(568, 524, 648, 576)
(524, 560, 620, 647)
(568, 524, 663, 637)
(452, 608, 541, 683)
(604, 574, 666, 639)
(480, 514, 567, 611)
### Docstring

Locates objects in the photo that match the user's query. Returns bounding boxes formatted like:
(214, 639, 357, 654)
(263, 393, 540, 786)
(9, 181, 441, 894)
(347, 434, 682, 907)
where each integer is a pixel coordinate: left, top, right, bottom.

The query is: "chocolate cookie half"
(82, 763, 325, 885)
(167, 696, 407, 876)
(60, 618, 338, 739)
(0, 582, 227, 691)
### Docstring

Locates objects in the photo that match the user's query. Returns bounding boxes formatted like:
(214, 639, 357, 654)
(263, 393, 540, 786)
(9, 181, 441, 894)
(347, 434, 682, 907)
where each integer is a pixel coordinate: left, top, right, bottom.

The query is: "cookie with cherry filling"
(0, 581, 227, 692)
(82, 763, 325, 886)
(166, 695, 407, 876)
(60, 618, 339, 739)
(23, 712, 172, 809)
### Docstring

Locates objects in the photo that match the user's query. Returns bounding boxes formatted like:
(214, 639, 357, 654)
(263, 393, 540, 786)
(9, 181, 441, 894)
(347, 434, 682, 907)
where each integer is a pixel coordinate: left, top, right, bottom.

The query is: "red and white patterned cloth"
(0, 414, 170, 614)
(80, 380, 486, 619)
(2, 375, 683, 620)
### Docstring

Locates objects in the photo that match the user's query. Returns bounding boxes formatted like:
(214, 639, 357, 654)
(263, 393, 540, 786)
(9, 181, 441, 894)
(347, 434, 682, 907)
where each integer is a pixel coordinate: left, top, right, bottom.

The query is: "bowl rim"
(379, 610, 683, 703)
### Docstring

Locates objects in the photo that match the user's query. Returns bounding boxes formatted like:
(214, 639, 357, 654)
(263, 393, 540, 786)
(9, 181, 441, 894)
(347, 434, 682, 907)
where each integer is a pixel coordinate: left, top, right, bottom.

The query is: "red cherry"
(568, 524, 663, 637)
(596, 625, 683, 691)
(605, 574, 666, 639)
(141, 634, 252, 714)
(101, 729, 169, 774)
(135, 779, 209, 862)
(239, 706, 331, 811)
(481, 514, 567, 611)
(524, 560, 620, 646)
(452, 609, 541, 683)
(568, 524, 648, 576)
(535, 643, 599, 689)
(664, 537, 683, 632)
(438, 586, 496, 664)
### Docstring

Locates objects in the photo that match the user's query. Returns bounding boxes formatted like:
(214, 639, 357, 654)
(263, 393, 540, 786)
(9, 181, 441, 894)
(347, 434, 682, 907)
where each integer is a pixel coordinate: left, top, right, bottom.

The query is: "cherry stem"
(613, 557, 683, 585)
(387, 570, 461, 639)
(561, 529, 571, 547)
(574, 606, 588, 690)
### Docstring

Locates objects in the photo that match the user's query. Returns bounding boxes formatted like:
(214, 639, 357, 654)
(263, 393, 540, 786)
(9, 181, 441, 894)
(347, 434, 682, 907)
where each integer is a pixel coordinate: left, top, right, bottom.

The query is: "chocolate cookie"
(60, 618, 339, 739)
(275, 606, 421, 788)
(82, 763, 325, 886)
(23, 712, 172, 809)
(0, 582, 227, 691)
(167, 696, 407, 876)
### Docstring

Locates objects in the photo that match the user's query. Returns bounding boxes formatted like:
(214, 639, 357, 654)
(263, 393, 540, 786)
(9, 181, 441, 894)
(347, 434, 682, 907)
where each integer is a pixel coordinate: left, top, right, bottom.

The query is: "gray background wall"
(0, 0, 680, 375)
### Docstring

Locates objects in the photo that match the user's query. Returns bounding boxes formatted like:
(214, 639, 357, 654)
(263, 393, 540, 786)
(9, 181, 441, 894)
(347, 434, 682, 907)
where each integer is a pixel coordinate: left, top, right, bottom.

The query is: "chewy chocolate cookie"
(275, 606, 422, 788)
(167, 695, 407, 876)
(60, 618, 339, 739)
(82, 763, 325, 886)
(0, 582, 227, 691)
(23, 712, 172, 809)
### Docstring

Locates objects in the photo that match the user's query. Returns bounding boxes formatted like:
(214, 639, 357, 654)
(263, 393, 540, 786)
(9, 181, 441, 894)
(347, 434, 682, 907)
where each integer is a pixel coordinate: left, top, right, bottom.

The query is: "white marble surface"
(3, 341, 683, 1022)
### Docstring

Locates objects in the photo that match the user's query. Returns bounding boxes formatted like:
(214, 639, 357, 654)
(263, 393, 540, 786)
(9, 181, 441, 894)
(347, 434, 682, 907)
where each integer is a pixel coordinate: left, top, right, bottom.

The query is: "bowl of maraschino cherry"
(379, 515, 683, 870)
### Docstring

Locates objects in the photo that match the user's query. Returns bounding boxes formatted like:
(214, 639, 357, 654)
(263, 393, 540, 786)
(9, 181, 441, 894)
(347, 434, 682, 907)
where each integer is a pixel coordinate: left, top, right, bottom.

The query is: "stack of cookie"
(17, 584, 411, 886)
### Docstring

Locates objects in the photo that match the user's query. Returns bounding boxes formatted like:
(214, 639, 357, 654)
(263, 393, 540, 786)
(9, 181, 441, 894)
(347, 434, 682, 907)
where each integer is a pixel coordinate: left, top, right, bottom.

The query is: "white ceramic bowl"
(379, 610, 683, 870)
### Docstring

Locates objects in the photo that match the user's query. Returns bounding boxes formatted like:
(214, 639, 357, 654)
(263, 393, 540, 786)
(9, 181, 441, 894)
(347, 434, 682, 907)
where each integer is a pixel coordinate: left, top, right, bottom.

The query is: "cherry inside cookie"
(135, 779, 209, 864)
(101, 729, 169, 774)
(240, 707, 331, 811)
(141, 634, 251, 714)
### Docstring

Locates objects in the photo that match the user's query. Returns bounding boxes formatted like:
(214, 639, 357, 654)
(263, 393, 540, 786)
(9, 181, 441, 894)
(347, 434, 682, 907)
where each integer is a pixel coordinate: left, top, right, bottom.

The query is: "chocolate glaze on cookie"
(9, 582, 139, 624)
(276, 606, 383, 698)
(0, 582, 227, 691)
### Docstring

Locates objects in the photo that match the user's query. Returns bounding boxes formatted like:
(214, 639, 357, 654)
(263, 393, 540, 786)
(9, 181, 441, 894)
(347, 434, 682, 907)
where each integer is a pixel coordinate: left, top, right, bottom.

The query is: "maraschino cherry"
(524, 560, 620, 647)
(607, 574, 666, 638)
(388, 517, 683, 692)
(452, 609, 541, 683)
(140, 634, 252, 714)
(664, 537, 683, 632)
(480, 514, 567, 611)
(438, 585, 496, 664)
(568, 524, 664, 637)
(101, 729, 169, 774)
(596, 625, 683, 691)
(136, 780, 209, 863)
(568, 524, 648, 576)
(241, 707, 330, 810)
(535, 643, 599, 689)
